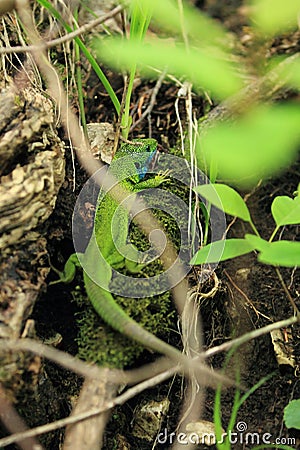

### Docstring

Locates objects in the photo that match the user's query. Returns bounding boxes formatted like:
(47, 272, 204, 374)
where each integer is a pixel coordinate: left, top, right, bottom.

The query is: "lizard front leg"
(50, 253, 83, 284)
(131, 170, 170, 191)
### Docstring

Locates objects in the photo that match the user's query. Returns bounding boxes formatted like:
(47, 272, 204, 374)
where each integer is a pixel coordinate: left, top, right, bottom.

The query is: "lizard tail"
(84, 274, 180, 359)
(84, 275, 234, 388)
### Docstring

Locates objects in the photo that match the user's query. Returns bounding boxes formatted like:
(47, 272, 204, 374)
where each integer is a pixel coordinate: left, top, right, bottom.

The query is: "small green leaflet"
(191, 221, 300, 267)
(244, 234, 270, 252)
(245, 234, 300, 267)
(271, 195, 300, 227)
(258, 240, 300, 267)
(191, 238, 255, 264)
(284, 399, 300, 430)
(194, 184, 251, 222)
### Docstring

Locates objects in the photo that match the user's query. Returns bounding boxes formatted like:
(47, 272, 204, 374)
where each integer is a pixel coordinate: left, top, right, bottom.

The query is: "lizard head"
(118, 138, 158, 180)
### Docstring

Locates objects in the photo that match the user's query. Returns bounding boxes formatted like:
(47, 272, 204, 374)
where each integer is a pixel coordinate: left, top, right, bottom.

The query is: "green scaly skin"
(52, 139, 230, 385)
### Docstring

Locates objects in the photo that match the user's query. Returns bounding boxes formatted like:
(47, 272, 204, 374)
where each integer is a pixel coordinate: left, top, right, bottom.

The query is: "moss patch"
(74, 285, 173, 369)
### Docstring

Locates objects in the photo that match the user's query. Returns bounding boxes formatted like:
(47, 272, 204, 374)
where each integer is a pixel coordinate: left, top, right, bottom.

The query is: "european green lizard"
(51, 139, 229, 385)
(52, 139, 179, 349)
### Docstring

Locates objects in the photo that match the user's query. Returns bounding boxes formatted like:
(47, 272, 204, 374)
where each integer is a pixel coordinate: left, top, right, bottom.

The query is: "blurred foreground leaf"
(96, 38, 242, 99)
(198, 104, 300, 187)
(251, 0, 300, 35)
(137, 0, 227, 46)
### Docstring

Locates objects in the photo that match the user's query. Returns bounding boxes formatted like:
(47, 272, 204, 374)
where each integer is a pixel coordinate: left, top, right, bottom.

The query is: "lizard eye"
(135, 162, 141, 169)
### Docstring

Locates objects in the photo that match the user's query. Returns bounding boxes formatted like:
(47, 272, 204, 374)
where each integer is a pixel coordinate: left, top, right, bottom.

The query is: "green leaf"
(130, 0, 152, 41)
(271, 195, 300, 227)
(198, 104, 300, 187)
(251, 0, 300, 35)
(258, 241, 300, 267)
(191, 239, 255, 265)
(138, 0, 228, 47)
(245, 234, 270, 252)
(195, 184, 251, 221)
(284, 399, 300, 430)
(96, 38, 242, 99)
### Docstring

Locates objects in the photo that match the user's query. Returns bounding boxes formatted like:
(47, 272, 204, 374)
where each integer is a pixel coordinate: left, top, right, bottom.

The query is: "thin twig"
(275, 266, 300, 316)
(0, 5, 124, 54)
(203, 315, 299, 358)
(0, 364, 180, 448)
(130, 68, 167, 132)
(224, 269, 271, 320)
(0, 338, 122, 381)
(113, 73, 129, 153)
(0, 339, 179, 386)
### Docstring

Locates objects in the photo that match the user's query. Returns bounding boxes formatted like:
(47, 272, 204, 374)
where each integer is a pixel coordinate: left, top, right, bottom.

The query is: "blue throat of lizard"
(136, 150, 157, 180)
